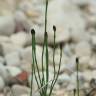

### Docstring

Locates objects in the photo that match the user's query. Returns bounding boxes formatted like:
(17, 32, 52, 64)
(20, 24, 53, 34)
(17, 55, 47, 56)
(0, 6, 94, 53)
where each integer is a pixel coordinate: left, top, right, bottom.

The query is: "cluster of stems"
(30, 0, 62, 96)
(30, 26, 62, 96)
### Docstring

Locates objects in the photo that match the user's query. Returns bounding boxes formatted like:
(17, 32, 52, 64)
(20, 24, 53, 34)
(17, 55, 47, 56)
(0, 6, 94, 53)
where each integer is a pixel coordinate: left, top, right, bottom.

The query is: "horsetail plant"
(30, 0, 63, 95)
(30, 28, 63, 96)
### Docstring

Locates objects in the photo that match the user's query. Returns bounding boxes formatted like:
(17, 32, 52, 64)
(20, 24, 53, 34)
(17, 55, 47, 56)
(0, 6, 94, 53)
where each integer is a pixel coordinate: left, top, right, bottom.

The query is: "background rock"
(0, 16, 15, 36)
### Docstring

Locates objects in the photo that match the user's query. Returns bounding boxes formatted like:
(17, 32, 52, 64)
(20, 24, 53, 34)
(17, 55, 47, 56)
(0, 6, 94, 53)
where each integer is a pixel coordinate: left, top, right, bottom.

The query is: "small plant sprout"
(76, 57, 80, 96)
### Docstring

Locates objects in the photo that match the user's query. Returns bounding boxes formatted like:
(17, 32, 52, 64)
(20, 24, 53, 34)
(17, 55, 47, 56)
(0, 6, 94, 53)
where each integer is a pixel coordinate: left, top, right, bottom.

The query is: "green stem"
(73, 89, 76, 96)
(76, 57, 79, 96)
(49, 44, 63, 96)
(45, 32, 49, 95)
(30, 29, 35, 96)
(34, 31, 42, 87)
(45, 0, 48, 33)
(41, 36, 46, 96)
(53, 25, 56, 78)
(32, 30, 43, 96)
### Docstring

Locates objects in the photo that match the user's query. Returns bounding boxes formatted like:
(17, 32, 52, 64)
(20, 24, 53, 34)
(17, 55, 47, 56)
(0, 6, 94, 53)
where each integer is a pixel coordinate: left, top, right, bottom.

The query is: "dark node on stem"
(76, 57, 79, 64)
(44, 32, 48, 37)
(73, 89, 76, 94)
(60, 43, 63, 50)
(53, 25, 56, 32)
(31, 29, 35, 35)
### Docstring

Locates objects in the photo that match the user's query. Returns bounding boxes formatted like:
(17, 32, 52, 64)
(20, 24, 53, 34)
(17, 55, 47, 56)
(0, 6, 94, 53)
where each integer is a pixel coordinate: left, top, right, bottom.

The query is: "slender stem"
(33, 79, 53, 96)
(73, 89, 76, 96)
(30, 29, 35, 96)
(45, 0, 48, 33)
(49, 44, 63, 96)
(41, 36, 46, 96)
(49, 26, 56, 96)
(32, 31, 43, 96)
(76, 57, 79, 96)
(34, 31, 42, 87)
(53, 25, 56, 78)
(45, 32, 49, 95)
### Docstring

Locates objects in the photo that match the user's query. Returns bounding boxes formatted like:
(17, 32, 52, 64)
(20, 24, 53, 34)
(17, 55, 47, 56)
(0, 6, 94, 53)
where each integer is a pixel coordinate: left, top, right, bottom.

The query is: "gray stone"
(10, 32, 28, 47)
(83, 70, 96, 82)
(10, 85, 30, 96)
(0, 56, 5, 64)
(0, 76, 5, 92)
(0, 15, 15, 36)
(0, 65, 9, 81)
(5, 51, 21, 66)
(5, 66, 22, 77)
(14, 11, 31, 32)
(75, 41, 92, 57)
(0, 42, 22, 56)
(79, 56, 90, 71)
(89, 55, 96, 69)
(57, 74, 70, 87)
(0, 36, 11, 43)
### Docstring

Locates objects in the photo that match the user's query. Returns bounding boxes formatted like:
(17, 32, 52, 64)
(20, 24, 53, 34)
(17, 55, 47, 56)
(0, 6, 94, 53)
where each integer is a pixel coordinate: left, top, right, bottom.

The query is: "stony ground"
(0, 0, 96, 96)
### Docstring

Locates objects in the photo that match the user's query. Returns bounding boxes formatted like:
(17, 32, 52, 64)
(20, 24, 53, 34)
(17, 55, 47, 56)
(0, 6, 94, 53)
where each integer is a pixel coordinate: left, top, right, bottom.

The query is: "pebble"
(0, 42, 22, 56)
(10, 32, 28, 47)
(89, 55, 96, 69)
(79, 56, 90, 71)
(57, 74, 70, 87)
(0, 36, 11, 43)
(0, 56, 5, 64)
(14, 11, 31, 32)
(0, 15, 15, 36)
(5, 51, 21, 66)
(83, 70, 96, 81)
(0, 65, 9, 81)
(0, 76, 5, 92)
(5, 66, 22, 77)
(10, 85, 30, 96)
(75, 41, 92, 57)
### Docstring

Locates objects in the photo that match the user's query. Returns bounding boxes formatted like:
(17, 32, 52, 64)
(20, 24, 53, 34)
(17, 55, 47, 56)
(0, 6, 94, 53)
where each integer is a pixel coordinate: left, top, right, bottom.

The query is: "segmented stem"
(76, 57, 79, 96)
